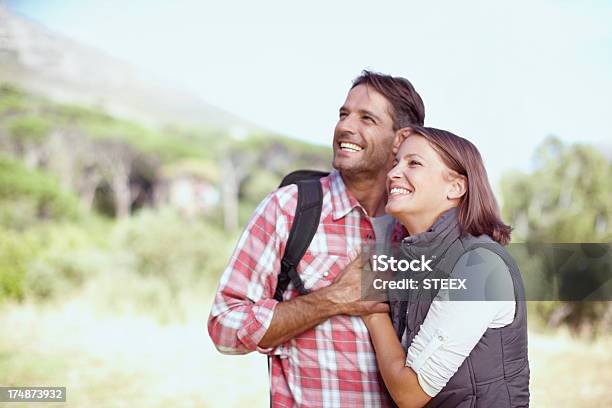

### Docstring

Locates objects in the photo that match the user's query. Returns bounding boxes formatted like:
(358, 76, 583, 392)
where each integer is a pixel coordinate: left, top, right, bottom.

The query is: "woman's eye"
(409, 160, 422, 166)
(392, 159, 399, 166)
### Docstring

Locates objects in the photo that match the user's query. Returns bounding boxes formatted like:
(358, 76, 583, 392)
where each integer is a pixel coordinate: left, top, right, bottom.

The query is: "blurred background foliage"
(0, 83, 331, 314)
(501, 135, 612, 336)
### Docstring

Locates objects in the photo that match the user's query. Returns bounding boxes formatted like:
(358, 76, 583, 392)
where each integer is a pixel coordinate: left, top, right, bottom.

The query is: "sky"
(6, 0, 612, 187)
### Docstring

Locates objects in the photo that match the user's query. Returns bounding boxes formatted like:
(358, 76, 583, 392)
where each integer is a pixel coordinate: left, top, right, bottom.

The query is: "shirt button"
(323, 271, 329, 277)
(438, 335, 445, 341)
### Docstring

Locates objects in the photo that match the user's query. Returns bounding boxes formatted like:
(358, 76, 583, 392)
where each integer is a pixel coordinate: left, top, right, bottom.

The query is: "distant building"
(155, 159, 220, 217)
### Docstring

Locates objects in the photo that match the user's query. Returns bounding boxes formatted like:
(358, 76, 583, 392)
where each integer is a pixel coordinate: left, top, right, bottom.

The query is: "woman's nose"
(387, 165, 402, 180)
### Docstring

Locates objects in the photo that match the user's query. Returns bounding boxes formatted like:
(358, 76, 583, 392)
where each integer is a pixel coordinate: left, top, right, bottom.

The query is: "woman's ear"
(447, 174, 467, 200)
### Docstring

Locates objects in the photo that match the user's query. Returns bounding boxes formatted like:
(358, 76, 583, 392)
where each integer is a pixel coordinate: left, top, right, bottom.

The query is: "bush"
(24, 248, 127, 301)
(0, 219, 109, 302)
(112, 208, 231, 292)
(0, 83, 29, 114)
(0, 155, 80, 226)
(7, 116, 52, 144)
(0, 228, 39, 301)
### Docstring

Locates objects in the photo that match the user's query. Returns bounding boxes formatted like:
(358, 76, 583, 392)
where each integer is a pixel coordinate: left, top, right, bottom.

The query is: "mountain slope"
(0, 4, 258, 132)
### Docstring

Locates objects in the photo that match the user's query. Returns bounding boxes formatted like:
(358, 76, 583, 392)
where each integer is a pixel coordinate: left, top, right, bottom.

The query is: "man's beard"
(333, 151, 391, 179)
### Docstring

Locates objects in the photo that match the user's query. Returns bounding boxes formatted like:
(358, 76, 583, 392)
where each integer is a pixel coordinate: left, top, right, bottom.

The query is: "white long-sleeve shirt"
(405, 247, 516, 397)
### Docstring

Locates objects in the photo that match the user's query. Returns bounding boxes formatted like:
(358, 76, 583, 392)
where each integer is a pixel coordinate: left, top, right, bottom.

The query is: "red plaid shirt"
(208, 171, 393, 407)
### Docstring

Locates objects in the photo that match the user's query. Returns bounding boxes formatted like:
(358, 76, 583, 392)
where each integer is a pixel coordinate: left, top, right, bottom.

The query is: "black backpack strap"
(269, 174, 325, 406)
(279, 170, 329, 188)
(273, 179, 323, 302)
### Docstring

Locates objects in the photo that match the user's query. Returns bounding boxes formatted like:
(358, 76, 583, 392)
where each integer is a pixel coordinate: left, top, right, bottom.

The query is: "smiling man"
(208, 71, 425, 407)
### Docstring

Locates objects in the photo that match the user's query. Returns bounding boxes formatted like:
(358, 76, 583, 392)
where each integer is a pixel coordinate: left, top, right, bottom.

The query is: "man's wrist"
(317, 283, 350, 315)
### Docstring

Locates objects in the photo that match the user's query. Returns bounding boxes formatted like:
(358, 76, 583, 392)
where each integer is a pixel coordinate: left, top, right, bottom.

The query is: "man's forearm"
(258, 286, 342, 348)
(259, 252, 389, 349)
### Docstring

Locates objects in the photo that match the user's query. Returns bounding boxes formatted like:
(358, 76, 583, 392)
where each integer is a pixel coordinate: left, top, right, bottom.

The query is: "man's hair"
(351, 70, 425, 128)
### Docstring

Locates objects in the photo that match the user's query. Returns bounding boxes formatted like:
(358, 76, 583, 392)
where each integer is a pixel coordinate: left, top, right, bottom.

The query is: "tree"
(93, 139, 137, 219)
(501, 136, 611, 335)
(7, 115, 52, 169)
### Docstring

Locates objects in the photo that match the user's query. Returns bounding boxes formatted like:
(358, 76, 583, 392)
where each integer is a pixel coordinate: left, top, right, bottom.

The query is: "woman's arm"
(366, 248, 516, 406)
(363, 313, 431, 408)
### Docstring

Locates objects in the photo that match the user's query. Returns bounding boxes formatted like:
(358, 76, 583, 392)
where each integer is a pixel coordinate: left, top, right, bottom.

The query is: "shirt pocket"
(298, 252, 347, 291)
(308, 229, 350, 256)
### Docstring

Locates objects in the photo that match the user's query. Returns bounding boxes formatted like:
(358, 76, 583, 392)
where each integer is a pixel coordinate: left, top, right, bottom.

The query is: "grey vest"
(390, 209, 530, 407)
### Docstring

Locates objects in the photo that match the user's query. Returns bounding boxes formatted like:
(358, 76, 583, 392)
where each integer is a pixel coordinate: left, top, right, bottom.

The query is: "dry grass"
(1, 294, 610, 407)
(0, 295, 268, 408)
(529, 328, 612, 407)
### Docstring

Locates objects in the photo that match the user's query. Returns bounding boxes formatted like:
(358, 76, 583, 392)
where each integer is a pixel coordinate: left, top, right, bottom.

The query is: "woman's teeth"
(340, 142, 363, 152)
(389, 187, 412, 195)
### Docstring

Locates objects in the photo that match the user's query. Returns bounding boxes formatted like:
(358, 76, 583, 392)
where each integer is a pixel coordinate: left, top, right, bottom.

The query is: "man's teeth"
(340, 142, 363, 152)
(390, 187, 412, 195)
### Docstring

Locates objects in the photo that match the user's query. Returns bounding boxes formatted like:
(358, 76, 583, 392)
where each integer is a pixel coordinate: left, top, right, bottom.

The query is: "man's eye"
(363, 115, 375, 123)
(339, 112, 347, 119)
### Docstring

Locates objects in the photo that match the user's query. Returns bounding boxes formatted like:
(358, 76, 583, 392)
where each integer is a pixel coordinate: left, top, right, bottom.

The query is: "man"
(208, 70, 425, 407)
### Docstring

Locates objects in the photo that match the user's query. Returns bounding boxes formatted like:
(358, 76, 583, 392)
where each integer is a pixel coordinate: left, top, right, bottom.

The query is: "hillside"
(0, 4, 259, 131)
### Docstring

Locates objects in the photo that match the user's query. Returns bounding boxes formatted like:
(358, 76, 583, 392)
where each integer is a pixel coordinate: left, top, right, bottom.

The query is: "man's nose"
(337, 114, 358, 135)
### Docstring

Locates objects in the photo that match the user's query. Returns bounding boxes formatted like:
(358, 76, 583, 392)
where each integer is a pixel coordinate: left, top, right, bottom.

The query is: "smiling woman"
(387, 127, 512, 245)
(363, 126, 529, 408)
(386, 133, 467, 234)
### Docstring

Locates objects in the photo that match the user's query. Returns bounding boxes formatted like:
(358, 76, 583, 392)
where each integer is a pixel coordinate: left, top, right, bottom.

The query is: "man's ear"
(392, 128, 412, 155)
(447, 174, 467, 200)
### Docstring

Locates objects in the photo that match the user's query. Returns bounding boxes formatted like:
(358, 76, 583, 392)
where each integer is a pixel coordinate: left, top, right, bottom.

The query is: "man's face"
(332, 84, 396, 177)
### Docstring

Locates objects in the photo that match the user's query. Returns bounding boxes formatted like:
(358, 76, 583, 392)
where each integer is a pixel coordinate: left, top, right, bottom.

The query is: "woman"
(363, 126, 529, 407)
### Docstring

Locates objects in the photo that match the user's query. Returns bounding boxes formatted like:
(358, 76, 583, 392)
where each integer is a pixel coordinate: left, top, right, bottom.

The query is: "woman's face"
(385, 134, 464, 221)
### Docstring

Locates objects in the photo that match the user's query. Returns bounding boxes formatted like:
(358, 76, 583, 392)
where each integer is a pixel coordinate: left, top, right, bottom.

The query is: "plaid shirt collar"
(329, 170, 365, 221)
(330, 170, 408, 242)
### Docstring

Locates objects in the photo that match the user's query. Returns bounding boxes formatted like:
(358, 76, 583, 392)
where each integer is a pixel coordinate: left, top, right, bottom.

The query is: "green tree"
(6, 115, 52, 168)
(0, 154, 80, 226)
(501, 136, 611, 335)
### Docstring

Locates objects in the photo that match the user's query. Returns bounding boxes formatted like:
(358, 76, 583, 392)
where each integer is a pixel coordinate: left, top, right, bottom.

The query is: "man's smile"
(338, 141, 364, 153)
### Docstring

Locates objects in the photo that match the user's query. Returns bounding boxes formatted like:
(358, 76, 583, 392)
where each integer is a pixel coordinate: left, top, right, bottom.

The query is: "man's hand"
(259, 251, 388, 349)
(325, 251, 389, 316)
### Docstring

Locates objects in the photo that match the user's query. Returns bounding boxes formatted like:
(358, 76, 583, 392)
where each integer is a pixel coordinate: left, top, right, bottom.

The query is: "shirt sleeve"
(207, 186, 294, 355)
(405, 248, 516, 397)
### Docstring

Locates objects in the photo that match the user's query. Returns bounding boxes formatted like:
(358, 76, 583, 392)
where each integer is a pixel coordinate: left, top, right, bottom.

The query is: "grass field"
(1, 294, 610, 408)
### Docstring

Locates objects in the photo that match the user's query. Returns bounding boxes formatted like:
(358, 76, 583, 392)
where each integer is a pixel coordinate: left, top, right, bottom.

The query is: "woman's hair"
(398, 126, 512, 245)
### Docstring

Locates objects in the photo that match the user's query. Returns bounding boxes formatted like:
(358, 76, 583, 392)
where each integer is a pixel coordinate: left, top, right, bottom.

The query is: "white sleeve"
(405, 249, 516, 397)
